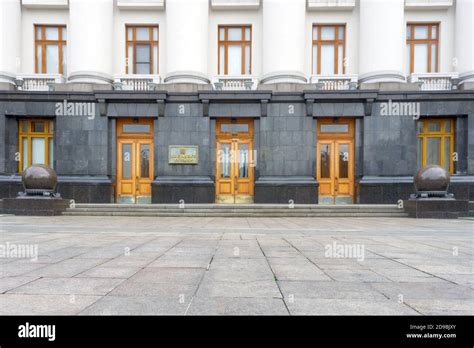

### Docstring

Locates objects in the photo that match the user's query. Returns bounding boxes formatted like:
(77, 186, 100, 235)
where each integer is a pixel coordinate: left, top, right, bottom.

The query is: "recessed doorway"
(317, 118, 355, 204)
(116, 118, 154, 204)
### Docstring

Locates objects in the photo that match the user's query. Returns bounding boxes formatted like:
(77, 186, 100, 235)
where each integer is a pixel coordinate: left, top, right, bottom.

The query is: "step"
(71, 203, 400, 210)
(62, 211, 409, 217)
(66, 207, 402, 213)
(63, 203, 407, 217)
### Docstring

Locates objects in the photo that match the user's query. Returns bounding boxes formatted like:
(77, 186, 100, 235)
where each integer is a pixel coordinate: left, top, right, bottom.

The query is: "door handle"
(135, 176, 139, 192)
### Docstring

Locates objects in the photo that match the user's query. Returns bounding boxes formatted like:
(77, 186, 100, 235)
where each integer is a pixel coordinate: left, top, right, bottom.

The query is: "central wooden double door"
(317, 119, 355, 204)
(216, 119, 254, 204)
(116, 119, 154, 204)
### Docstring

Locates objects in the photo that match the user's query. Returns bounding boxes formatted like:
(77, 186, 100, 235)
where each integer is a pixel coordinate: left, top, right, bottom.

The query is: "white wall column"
(0, 0, 21, 87)
(359, 0, 405, 84)
(68, 0, 114, 85)
(456, 0, 474, 87)
(261, 0, 306, 84)
(164, 0, 209, 84)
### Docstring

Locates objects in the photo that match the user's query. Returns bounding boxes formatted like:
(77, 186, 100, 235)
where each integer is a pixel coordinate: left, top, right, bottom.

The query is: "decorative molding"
(260, 71, 308, 85)
(97, 99, 107, 117)
(164, 71, 211, 85)
(365, 98, 374, 117)
(67, 71, 114, 85)
(117, 0, 165, 10)
(405, 0, 453, 10)
(307, 0, 356, 11)
(157, 99, 165, 117)
(21, 0, 69, 9)
(201, 99, 210, 117)
(260, 99, 268, 117)
(358, 70, 406, 84)
(211, 0, 260, 10)
(306, 98, 314, 117)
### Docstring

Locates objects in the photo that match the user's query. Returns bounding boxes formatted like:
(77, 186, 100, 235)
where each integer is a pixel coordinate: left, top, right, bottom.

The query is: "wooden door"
(317, 119, 355, 204)
(116, 118, 154, 204)
(216, 119, 254, 204)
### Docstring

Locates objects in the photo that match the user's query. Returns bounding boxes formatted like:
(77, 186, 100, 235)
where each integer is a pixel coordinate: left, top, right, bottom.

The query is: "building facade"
(0, 0, 473, 204)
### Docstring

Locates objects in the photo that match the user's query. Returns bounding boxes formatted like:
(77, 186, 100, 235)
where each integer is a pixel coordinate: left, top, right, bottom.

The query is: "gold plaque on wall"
(168, 146, 199, 164)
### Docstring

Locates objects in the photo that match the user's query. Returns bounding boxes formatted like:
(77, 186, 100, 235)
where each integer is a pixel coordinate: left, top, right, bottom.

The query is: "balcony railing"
(310, 75, 358, 90)
(408, 73, 459, 91)
(16, 74, 65, 91)
(114, 75, 161, 91)
(212, 76, 258, 91)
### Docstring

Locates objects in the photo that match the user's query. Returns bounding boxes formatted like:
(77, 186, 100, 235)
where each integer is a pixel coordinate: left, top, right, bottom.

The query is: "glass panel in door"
(318, 142, 334, 204)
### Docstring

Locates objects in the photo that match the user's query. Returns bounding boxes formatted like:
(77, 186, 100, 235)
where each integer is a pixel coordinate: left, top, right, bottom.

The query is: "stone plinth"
(1, 197, 70, 216)
(404, 199, 469, 219)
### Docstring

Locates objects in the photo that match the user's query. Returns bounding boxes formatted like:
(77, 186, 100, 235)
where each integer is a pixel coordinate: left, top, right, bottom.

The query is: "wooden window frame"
(125, 24, 159, 75)
(407, 22, 439, 74)
(312, 24, 346, 75)
(218, 25, 252, 76)
(34, 24, 67, 74)
(18, 119, 54, 172)
(417, 118, 454, 174)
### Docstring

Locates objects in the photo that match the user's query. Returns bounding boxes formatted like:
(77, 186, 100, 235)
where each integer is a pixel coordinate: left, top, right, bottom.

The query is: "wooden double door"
(317, 119, 355, 204)
(216, 119, 254, 204)
(116, 119, 154, 204)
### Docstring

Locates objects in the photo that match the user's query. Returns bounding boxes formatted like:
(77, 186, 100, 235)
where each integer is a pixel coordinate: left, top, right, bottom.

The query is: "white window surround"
(307, 0, 355, 11)
(211, 0, 261, 10)
(405, 0, 453, 10)
(117, 0, 165, 10)
(21, 0, 68, 9)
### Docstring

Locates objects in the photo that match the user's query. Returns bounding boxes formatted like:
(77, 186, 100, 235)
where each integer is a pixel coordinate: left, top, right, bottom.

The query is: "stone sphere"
(22, 164, 58, 191)
(414, 165, 450, 192)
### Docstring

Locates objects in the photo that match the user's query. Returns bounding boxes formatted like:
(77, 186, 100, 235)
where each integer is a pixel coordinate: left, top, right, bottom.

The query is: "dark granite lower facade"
(254, 177, 318, 204)
(152, 177, 215, 204)
(0, 88, 473, 206)
(359, 176, 474, 204)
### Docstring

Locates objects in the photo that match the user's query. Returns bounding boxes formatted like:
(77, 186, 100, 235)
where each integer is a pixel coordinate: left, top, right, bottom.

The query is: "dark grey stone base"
(359, 176, 474, 204)
(0, 197, 70, 216)
(152, 176, 215, 203)
(255, 176, 318, 204)
(404, 199, 470, 219)
(0, 176, 113, 203)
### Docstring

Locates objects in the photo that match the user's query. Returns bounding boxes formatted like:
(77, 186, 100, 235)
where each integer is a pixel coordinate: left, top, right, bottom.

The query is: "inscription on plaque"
(169, 146, 199, 164)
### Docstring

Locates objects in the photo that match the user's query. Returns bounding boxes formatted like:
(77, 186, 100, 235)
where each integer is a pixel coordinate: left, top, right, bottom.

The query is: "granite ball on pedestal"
(414, 165, 450, 193)
(22, 164, 58, 192)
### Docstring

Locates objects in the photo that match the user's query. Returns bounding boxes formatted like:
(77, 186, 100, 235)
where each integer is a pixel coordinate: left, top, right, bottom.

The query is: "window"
(35, 25, 67, 74)
(312, 24, 346, 75)
(126, 25, 159, 74)
(19, 119, 54, 172)
(417, 118, 454, 173)
(218, 25, 252, 75)
(407, 23, 439, 74)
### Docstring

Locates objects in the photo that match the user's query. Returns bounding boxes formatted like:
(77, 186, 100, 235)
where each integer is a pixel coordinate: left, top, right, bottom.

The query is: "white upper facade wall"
(2, 0, 472, 85)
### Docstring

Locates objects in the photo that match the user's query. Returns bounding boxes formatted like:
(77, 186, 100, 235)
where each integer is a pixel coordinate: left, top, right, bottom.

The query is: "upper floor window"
(35, 25, 67, 74)
(407, 23, 439, 74)
(417, 118, 454, 174)
(126, 25, 159, 74)
(312, 24, 346, 75)
(218, 25, 252, 76)
(19, 119, 54, 172)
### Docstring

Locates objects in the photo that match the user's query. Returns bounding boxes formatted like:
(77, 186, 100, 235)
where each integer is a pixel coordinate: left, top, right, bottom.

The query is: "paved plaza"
(0, 215, 472, 315)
